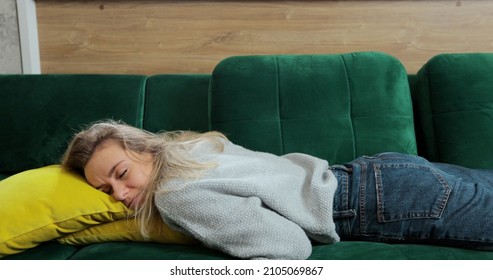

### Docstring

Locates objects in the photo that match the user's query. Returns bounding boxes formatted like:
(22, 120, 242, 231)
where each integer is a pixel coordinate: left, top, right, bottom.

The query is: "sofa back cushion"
(209, 52, 417, 164)
(0, 75, 147, 176)
(143, 74, 210, 133)
(415, 53, 493, 168)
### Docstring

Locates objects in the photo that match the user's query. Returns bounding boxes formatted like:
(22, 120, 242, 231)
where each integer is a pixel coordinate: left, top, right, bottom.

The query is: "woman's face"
(84, 139, 153, 210)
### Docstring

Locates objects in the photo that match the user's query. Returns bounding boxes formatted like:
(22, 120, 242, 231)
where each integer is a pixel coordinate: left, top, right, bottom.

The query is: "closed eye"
(118, 169, 127, 179)
(97, 185, 113, 195)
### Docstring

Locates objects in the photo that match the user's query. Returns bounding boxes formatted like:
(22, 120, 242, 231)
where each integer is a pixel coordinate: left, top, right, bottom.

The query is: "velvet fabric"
(209, 52, 417, 165)
(415, 53, 493, 169)
(3, 52, 493, 260)
(143, 74, 210, 133)
(7, 240, 493, 260)
(0, 75, 146, 175)
(3, 241, 78, 260)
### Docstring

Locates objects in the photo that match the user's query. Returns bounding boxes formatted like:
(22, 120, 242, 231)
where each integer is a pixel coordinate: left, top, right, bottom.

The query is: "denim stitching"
(356, 161, 368, 234)
(374, 163, 452, 222)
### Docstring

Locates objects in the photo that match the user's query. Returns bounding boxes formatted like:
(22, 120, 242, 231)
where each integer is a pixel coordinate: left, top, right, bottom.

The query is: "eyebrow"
(107, 160, 124, 178)
(94, 160, 125, 190)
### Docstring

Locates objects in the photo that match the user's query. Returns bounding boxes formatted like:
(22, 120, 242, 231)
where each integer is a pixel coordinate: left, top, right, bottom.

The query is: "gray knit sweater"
(154, 140, 339, 259)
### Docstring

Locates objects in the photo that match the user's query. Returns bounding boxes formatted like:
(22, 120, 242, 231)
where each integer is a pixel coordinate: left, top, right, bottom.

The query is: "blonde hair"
(61, 119, 225, 238)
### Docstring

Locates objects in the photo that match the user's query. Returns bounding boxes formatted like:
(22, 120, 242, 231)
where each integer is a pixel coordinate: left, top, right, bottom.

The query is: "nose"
(111, 182, 128, 202)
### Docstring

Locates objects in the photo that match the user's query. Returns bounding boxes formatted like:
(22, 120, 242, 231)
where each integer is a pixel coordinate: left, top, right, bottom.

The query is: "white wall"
(0, 0, 22, 74)
(16, 0, 40, 74)
(0, 0, 40, 74)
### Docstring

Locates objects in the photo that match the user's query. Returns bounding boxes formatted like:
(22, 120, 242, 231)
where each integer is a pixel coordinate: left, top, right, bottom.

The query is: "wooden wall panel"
(36, 0, 493, 74)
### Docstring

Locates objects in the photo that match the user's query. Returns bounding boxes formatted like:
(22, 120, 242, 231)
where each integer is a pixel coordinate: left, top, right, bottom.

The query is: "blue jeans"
(332, 152, 493, 250)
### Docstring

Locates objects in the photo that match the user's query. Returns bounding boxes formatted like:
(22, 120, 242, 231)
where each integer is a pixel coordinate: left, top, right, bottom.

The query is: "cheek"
(133, 170, 151, 189)
(141, 162, 154, 186)
(128, 161, 153, 190)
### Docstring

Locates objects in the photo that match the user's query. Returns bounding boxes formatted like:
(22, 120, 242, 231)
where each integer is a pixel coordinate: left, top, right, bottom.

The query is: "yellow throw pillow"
(0, 165, 131, 257)
(58, 215, 197, 245)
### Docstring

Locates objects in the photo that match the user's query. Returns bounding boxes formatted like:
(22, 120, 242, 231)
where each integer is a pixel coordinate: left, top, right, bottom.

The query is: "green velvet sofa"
(2, 51, 493, 260)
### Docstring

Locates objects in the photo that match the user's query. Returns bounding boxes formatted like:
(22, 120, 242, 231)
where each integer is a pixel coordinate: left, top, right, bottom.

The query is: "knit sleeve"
(154, 188, 313, 260)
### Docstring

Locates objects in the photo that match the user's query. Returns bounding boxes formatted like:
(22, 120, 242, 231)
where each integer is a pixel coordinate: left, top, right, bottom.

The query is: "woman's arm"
(155, 189, 313, 260)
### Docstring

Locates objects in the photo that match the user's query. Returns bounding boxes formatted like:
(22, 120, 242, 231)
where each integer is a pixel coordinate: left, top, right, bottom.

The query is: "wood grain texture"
(36, 0, 493, 74)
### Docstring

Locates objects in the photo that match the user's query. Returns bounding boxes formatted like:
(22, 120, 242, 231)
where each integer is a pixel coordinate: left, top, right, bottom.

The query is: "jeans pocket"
(374, 163, 453, 222)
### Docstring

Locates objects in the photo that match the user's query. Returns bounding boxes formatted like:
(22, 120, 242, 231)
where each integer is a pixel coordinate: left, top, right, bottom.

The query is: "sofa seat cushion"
(310, 242, 493, 260)
(209, 52, 417, 164)
(1, 241, 78, 260)
(415, 53, 493, 168)
(7, 240, 493, 260)
(67, 242, 233, 260)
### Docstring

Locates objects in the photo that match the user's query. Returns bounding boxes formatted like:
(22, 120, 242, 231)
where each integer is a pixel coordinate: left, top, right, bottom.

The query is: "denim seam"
(356, 161, 368, 234)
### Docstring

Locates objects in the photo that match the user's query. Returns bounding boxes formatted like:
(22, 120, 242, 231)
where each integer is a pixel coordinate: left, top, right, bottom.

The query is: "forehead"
(92, 139, 126, 162)
(84, 140, 126, 183)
